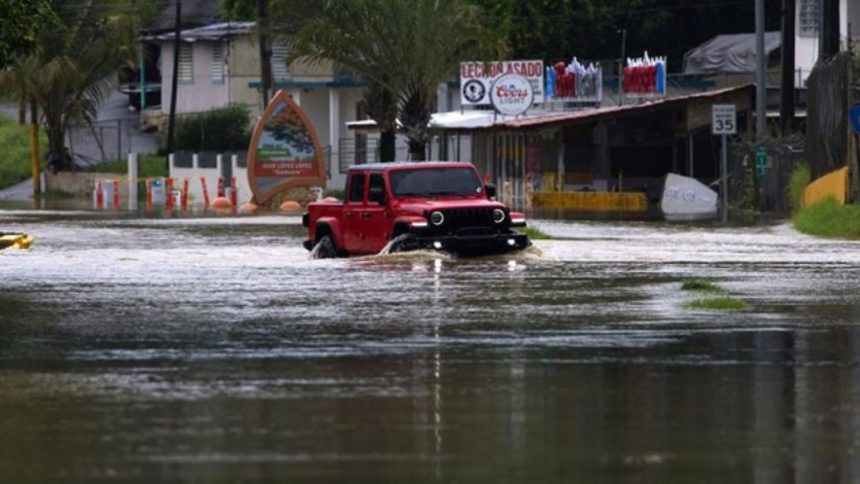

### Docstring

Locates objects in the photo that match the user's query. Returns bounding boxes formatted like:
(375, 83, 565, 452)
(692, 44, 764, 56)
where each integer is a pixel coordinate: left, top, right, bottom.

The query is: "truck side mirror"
(369, 186, 386, 204)
(484, 183, 496, 199)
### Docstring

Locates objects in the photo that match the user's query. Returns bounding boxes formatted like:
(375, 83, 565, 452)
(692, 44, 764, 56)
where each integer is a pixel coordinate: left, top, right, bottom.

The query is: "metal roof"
(142, 21, 256, 42)
(496, 84, 753, 130)
(346, 85, 753, 133)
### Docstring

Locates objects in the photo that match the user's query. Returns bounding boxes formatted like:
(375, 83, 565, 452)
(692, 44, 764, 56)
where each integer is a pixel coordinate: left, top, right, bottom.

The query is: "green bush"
(0, 115, 47, 189)
(517, 226, 550, 240)
(323, 188, 345, 200)
(169, 104, 251, 152)
(793, 197, 860, 239)
(88, 155, 168, 178)
(787, 162, 810, 213)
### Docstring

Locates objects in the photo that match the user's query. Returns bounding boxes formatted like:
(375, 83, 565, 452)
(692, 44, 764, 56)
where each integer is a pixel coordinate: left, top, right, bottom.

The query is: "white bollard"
(127, 152, 139, 211)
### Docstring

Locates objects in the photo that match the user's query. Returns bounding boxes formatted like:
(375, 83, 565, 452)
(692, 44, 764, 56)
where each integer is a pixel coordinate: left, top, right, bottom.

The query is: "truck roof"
(347, 161, 473, 172)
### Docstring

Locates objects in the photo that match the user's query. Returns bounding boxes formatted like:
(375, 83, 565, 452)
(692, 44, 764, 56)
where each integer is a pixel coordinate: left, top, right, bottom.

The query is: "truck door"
(343, 172, 366, 253)
(363, 173, 389, 253)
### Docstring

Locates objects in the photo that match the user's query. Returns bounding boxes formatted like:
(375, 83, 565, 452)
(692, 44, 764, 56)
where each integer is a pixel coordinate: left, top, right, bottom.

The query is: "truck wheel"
(388, 233, 416, 253)
(311, 235, 337, 259)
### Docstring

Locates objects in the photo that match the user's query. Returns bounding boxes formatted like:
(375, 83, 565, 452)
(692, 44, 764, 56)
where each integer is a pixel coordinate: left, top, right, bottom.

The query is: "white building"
(795, 0, 860, 83)
(144, 21, 369, 190)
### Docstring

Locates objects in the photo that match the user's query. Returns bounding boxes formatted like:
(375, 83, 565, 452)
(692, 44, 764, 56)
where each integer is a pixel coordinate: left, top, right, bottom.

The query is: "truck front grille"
(436, 208, 498, 234)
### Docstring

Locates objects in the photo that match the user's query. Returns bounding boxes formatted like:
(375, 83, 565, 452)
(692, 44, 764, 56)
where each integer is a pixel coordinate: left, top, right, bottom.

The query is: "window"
(390, 168, 481, 197)
(211, 42, 224, 84)
(368, 173, 385, 203)
(348, 173, 365, 202)
(178, 43, 193, 83)
(272, 42, 290, 81)
(798, 0, 819, 38)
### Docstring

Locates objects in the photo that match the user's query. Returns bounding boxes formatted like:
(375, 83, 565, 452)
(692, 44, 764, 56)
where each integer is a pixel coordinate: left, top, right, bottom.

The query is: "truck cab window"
(368, 173, 386, 204)
(349, 173, 365, 203)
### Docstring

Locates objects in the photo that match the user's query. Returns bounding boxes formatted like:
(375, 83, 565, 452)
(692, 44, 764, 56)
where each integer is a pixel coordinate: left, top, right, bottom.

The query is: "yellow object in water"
(0, 233, 34, 251)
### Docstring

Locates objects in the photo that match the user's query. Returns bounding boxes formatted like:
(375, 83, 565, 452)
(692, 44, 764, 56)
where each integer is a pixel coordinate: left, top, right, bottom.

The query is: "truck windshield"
(390, 168, 482, 197)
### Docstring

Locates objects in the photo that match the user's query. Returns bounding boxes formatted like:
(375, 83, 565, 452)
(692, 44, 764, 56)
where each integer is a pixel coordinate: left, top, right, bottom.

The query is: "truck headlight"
(493, 208, 506, 224)
(430, 211, 444, 226)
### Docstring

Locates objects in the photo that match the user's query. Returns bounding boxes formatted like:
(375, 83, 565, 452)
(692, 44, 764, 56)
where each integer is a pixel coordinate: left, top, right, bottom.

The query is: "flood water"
(2, 208, 860, 482)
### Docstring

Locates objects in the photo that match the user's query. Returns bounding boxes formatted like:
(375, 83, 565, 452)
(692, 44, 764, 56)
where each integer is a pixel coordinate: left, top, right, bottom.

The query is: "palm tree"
(362, 79, 398, 162)
(1, 0, 145, 171)
(275, 0, 504, 161)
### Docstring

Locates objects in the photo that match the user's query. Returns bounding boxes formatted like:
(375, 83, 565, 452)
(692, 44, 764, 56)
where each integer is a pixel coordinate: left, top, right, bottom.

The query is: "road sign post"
(712, 104, 736, 223)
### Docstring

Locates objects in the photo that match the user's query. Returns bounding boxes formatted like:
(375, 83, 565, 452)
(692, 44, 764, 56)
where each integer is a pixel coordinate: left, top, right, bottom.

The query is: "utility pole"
(257, 0, 273, 107)
(755, 0, 766, 143)
(819, 0, 840, 61)
(29, 98, 40, 195)
(618, 29, 626, 105)
(166, 0, 181, 168)
(780, 0, 795, 134)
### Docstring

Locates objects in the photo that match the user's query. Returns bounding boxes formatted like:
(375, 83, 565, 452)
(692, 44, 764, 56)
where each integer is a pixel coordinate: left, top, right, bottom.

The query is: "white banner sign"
(460, 60, 544, 106)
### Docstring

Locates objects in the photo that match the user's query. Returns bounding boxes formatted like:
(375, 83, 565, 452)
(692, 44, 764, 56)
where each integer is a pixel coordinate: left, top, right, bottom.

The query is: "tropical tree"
(0, 0, 147, 171)
(362, 80, 398, 162)
(275, 0, 504, 161)
(0, 0, 56, 69)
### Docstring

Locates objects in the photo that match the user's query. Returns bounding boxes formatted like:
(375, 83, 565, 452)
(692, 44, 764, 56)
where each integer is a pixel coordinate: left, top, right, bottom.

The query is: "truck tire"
(311, 235, 337, 259)
(388, 233, 417, 253)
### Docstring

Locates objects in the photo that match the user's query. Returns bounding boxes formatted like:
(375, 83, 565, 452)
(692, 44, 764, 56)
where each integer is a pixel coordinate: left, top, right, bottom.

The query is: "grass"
(786, 163, 810, 213)
(0, 115, 47, 189)
(680, 279, 725, 293)
(680, 279, 747, 311)
(88, 155, 168, 178)
(324, 188, 345, 200)
(793, 197, 860, 239)
(517, 226, 550, 240)
(685, 296, 749, 311)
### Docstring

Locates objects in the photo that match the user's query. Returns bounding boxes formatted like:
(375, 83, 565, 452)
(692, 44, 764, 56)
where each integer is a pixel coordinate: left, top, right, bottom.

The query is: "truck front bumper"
(414, 232, 530, 255)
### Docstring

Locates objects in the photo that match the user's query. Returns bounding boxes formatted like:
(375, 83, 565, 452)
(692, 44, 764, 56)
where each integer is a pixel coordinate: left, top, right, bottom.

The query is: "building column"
(329, 89, 340, 176)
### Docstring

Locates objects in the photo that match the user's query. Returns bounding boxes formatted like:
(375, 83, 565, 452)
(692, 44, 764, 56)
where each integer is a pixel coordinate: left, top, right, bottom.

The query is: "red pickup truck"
(302, 162, 529, 257)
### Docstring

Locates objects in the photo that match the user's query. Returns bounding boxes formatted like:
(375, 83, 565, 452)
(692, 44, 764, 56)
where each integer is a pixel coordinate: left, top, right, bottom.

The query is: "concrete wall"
(45, 172, 127, 197)
(169, 154, 253, 205)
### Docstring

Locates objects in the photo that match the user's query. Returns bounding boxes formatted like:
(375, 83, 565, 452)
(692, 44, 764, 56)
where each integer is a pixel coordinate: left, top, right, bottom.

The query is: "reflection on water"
(2, 210, 860, 482)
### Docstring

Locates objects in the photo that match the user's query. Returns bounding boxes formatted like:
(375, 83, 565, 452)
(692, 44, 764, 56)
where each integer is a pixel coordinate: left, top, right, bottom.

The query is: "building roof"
(347, 85, 754, 133)
(142, 21, 256, 42)
(468, 85, 753, 131)
(145, 0, 223, 32)
(684, 32, 781, 74)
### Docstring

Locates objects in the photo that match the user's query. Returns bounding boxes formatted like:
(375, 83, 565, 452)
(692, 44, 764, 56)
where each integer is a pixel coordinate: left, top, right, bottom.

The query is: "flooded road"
(2, 208, 860, 482)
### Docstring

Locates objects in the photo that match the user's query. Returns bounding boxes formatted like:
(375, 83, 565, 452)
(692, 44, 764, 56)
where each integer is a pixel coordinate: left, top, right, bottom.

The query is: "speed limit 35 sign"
(712, 104, 737, 135)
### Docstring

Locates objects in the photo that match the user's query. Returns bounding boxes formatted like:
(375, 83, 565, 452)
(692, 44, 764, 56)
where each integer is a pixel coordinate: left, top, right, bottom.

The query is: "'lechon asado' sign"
(460, 60, 544, 106)
(247, 90, 325, 203)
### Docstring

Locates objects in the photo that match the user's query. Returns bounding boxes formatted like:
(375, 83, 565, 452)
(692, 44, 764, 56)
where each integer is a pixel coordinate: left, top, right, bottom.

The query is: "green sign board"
(755, 147, 767, 178)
